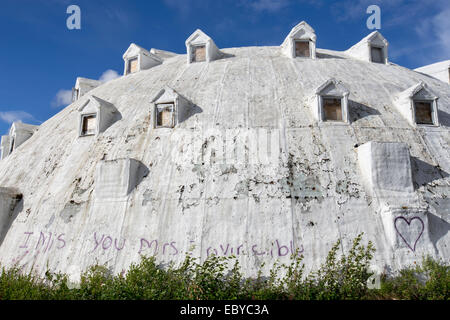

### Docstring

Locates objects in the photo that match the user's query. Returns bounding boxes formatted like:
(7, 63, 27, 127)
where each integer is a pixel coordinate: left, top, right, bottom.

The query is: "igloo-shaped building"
(0, 25, 448, 279)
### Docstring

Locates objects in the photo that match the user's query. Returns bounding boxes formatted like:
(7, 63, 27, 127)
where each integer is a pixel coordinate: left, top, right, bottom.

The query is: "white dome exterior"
(0, 42, 449, 277)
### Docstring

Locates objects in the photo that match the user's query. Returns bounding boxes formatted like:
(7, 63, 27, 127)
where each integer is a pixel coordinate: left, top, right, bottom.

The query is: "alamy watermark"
(66, 5, 81, 30)
(366, 5, 381, 30)
(367, 265, 382, 289)
(158, 128, 282, 168)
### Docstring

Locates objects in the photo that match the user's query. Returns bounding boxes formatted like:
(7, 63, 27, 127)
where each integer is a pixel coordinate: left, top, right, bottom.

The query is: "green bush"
(0, 234, 448, 300)
(378, 256, 449, 300)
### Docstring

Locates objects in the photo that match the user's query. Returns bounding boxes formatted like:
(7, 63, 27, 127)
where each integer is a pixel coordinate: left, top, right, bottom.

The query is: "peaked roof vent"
(281, 21, 317, 59)
(393, 81, 439, 126)
(346, 31, 389, 64)
(123, 43, 163, 75)
(185, 29, 222, 64)
(78, 95, 119, 136)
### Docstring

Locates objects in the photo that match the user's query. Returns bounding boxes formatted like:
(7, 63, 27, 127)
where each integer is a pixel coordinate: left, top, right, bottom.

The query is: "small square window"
(127, 57, 139, 74)
(81, 114, 97, 136)
(322, 97, 343, 121)
(295, 41, 310, 58)
(371, 46, 384, 64)
(192, 45, 206, 62)
(414, 101, 433, 125)
(156, 104, 174, 128)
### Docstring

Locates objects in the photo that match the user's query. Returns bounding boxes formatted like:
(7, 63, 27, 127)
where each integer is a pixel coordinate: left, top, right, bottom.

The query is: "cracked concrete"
(0, 44, 449, 278)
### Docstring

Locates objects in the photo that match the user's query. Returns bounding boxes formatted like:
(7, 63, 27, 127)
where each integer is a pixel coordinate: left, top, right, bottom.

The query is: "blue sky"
(0, 0, 449, 134)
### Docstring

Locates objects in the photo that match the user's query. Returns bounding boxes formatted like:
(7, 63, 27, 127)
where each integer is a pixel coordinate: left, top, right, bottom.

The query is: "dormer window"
(414, 100, 434, 125)
(78, 95, 119, 137)
(295, 40, 310, 58)
(322, 97, 343, 121)
(281, 21, 317, 59)
(394, 82, 439, 127)
(346, 31, 389, 64)
(185, 29, 222, 64)
(191, 45, 206, 63)
(122, 43, 162, 76)
(127, 57, 139, 74)
(152, 86, 193, 129)
(155, 103, 175, 128)
(370, 46, 384, 64)
(80, 114, 97, 136)
(3, 122, 39, 156)
(72, 77, 101, 102)
(314, 79, 350, 124)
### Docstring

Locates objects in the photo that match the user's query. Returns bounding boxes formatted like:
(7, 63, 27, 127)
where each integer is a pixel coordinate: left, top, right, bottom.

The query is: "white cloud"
(99, 69, 120, 82)
(52, 89, 73, 108)
(0, 111, 38, 124)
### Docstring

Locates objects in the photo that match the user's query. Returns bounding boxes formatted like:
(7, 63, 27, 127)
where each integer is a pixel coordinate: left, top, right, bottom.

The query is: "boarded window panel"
(156, 105, 174, 128)
(128, 58, 139, 74)
(161, 110, 173, 127)
(414, 101, 433, 124)
(371, 47, 384, 63)
(82, 115, 97, 136)
(295, 41, 310, 58)
(323, 98, 343, 121)
(193, 46, 206, 62)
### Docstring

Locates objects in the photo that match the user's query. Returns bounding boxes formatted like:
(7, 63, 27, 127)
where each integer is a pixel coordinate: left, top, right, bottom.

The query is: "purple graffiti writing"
(206, 240, 304, 258)
(92, 232, 126, 253)
(138, 238, 178, 256)
(19, 231, 66, 252)
(394, 216, 424, 252)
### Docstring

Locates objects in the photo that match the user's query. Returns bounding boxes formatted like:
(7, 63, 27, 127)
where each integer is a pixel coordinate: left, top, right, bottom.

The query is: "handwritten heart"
(394, 216, 424, 252)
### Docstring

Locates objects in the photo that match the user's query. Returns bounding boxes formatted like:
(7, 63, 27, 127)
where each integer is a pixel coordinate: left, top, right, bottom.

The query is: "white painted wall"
(0, 46, 448, 279)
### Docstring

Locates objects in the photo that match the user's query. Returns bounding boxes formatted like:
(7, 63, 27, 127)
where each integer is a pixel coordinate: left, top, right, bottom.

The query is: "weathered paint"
(0, 44, 448, 279)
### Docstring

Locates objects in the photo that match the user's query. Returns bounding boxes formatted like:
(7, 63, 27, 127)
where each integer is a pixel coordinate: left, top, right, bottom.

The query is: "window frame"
(413, 99, 437, 126)
(79, 113, 97, 137)
(294, 40, 311, 58)
(127, 56, 139, 75)
(155, 103, 175, 128)
(370, 45, 385, 64)
(191, 45, 207, 63)
(319, 95, 347, 123)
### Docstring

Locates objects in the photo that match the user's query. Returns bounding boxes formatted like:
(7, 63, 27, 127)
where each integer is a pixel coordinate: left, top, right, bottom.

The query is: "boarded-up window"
(128, 57, 139, 74)
(192, 45, 206, 62)
(156, 104, 174, 128)
(371, 46, 384, 63)
(322, 97, 343, 121)
(295, 41, 310, 58)
(414, 101, 433, 125)
(81, 115, 97, 136)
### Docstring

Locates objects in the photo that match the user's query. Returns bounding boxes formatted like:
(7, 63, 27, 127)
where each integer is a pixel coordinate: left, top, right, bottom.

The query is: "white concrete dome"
(0, 32, 449, 277)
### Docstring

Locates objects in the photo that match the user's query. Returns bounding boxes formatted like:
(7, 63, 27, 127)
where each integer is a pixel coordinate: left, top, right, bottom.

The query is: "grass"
(0, 234, 448, 300)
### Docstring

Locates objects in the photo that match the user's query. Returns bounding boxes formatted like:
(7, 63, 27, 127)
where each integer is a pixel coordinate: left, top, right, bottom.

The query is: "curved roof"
(0, 45, 449, 277)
